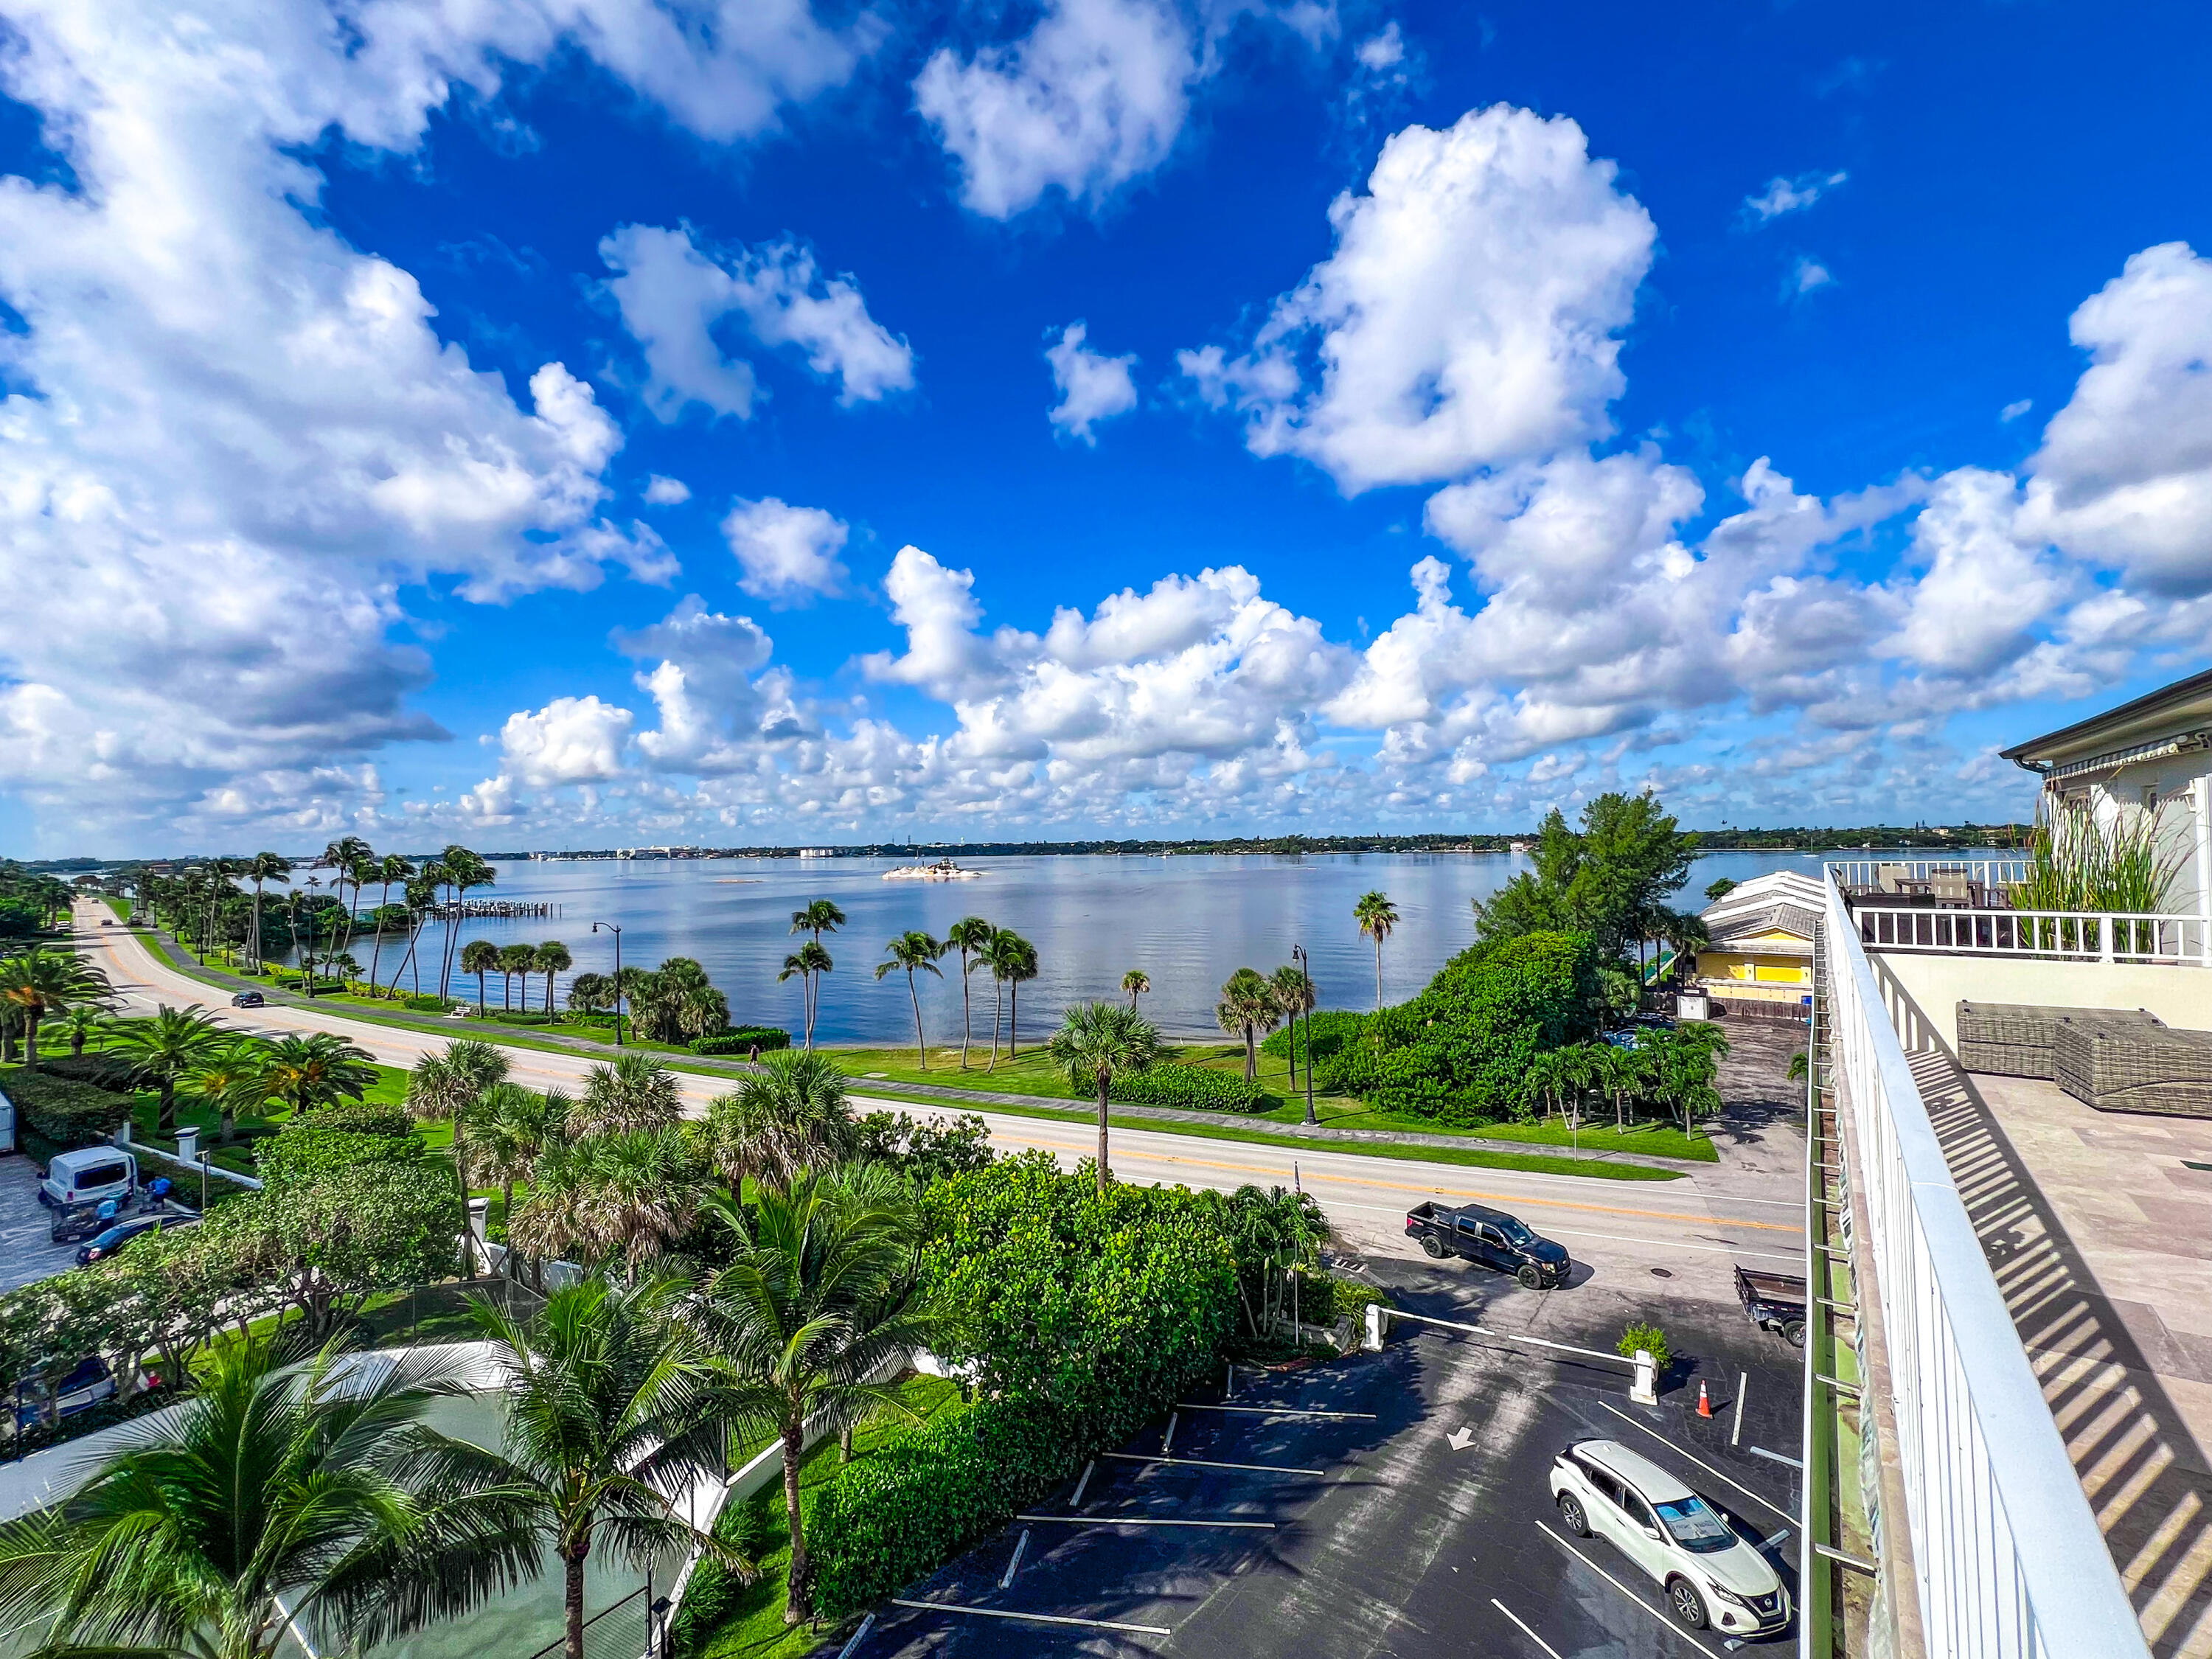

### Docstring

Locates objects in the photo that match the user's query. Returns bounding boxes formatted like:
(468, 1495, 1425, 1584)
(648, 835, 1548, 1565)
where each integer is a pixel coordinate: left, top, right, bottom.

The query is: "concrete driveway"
(0, 1154, 82, 1293)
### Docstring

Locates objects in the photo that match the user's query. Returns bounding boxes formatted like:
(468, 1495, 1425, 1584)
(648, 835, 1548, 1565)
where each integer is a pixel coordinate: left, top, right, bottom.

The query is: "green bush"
(1108, 1061, 1272, 1113)
(809, 1396, 1081, 1617)
(687, 1026, 791, 1055)
(1304, 1273, 1394, 1326)
(288, 1102, 413, 1138)
(1618, 1321, 1671, 1374)
(401, 994, 452, 1012)
(35, 1053, 140, 1091)
(1322, 931, 1598, 1124)
(1259, 1009, 1366, 1065)
(255, 1124, 425, 1185)
(0, 1068, 133, 1147)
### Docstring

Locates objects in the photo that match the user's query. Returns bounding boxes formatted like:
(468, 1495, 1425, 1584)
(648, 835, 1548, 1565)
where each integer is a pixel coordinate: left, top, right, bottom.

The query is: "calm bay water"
(330, 849, 1840, 1044)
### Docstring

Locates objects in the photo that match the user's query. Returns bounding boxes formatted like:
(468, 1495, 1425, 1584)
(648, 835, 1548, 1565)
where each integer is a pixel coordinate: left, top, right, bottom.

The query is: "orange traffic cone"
(1697, 1381, 1713, 1419)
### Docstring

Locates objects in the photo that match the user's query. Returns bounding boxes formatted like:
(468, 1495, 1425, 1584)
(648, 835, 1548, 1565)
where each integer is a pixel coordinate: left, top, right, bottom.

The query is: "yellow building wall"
(1696, 950, 1812, 987)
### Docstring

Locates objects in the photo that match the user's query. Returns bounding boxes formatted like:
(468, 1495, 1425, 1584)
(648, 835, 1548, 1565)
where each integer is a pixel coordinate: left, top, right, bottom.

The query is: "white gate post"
(1363, 1301, 1385, 1352)
(1630, 1349, 1658, 1405)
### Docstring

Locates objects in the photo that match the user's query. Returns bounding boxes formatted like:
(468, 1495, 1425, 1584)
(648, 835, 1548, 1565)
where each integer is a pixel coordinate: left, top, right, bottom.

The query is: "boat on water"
(882, 858, 984, 882)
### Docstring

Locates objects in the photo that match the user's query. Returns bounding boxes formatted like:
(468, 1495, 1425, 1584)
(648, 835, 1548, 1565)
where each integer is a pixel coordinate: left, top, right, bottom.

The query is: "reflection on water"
(331, 850, 1841, 1043)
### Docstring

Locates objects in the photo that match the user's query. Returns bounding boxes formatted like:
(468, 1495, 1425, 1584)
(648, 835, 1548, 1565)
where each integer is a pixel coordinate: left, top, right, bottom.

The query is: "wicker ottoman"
(1955, 1001, 2163, 1079)
(2051, 1020, 2212, 1118)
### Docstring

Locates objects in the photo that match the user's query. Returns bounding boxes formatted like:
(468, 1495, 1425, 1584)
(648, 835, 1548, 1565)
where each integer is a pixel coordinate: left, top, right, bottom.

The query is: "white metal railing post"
(1821, 871, 2149, 1659)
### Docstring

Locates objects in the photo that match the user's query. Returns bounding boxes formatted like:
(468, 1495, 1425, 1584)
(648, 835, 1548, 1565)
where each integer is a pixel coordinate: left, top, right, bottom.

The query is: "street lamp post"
(592, 920, 625, 1046)
(1291, 943, 1318, 1127)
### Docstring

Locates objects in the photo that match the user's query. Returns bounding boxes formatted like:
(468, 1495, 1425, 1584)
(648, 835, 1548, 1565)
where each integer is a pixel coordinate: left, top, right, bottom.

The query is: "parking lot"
(0, 1155, 84, 1293)
(844, 1260, 1803, 1658)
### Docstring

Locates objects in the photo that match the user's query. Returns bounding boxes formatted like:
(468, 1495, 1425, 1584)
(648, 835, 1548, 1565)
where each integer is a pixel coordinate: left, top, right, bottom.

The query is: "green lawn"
(101, 896, 131, 920)
(680, 1374, 963, 1659)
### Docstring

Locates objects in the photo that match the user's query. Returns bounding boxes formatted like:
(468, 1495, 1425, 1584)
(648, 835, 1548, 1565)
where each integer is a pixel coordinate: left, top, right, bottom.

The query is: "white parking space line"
(1537, 1523, 1722, 1659)
(1748, 1445, 1803, 1471)
(1175, 1402, 1377, 1420)
(835, 1613, 876, 1658)
(889, 1599, 1172, 1637)
(1103, 1452, 1327, 1477)
(1016, 1513, 1276, 1530)
(1595, 1401, 1795, 1526)
(1731, 1373, 1747, 1446)
(999, 1529, 1029, 1588)
(1069, 1460, 1096, 1507)
(1162, 1412, 1178, 1454)
(1490, 1599, 1568, 1659)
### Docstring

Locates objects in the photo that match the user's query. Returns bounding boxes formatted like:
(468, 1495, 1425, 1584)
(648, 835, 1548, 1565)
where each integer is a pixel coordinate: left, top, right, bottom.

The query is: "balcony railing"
(1826, 858, 2031, 890)
(1851, 904, 2210, 965)
(1820, 871, 2149, 1658)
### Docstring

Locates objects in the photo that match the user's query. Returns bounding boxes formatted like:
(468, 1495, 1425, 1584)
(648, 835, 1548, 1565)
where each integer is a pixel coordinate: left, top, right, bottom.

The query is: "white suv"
(1548, 1438, 1791, 1638)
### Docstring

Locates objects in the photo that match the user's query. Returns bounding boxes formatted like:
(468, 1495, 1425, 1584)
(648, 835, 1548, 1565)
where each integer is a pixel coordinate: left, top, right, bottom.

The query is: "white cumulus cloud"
(720, 498, 852, 603)
(498, 696, 636, 785)
(1045, 321, 1141, 443)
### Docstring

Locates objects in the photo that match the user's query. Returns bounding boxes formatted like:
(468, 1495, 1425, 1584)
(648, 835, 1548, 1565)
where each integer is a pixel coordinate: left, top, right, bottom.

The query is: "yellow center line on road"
(957, 1121, 1803, 1235)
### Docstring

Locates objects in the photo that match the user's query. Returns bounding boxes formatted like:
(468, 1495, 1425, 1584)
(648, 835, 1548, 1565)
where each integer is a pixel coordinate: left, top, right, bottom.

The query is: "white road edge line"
(889, 1599, 1172, 1637)
(1595, 1400, 1795, 1526)
(1016, 1513, 1275, 1530)
(1490, 1599, 1568, 1659)
(1175, 1402, 1378, 1420)
(1537, 1523, 1722, 1659)
(1103, 1452, 1326, 1477)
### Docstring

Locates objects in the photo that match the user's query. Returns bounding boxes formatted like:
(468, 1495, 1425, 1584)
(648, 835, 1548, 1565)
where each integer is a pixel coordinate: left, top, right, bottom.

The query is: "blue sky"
(1, 0, 2209, 853)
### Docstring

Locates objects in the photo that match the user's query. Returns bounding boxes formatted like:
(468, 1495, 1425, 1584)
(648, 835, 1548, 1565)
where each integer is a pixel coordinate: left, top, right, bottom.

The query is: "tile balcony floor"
(1913, 1052, 2212, 1658)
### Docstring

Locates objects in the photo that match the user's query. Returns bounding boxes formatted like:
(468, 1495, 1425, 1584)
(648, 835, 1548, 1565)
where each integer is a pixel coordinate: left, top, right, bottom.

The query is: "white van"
(40, 1147, 139, 1211)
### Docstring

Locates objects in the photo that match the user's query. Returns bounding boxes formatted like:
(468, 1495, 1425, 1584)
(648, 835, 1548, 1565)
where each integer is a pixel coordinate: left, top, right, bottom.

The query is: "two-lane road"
(76, 903, 1804, 1303)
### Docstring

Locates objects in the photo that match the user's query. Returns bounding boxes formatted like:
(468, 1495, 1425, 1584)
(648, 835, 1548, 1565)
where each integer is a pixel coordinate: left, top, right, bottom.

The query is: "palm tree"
(778, 942, 832, 1050)
(988, 931, 1038, 1059)
(450, 1278, 746, 1659)
(262, 1031, 378, 1118)
(0, 947, 109, 1068)
(875, 931, 944, 1068)
(44, 1004, 108, 1059)
(567, 972, 613, 1021)
(183, 1034, 272, 1146)
(1120, 968, 1150, 1012)
(533, 940, 572, 1013)
(406, 1040, 510, 1199)
(944, 916, 995, 1070)
(694, 1175, 939, 1624)
(1354, 890, 1399, 1012)
(392, 868, 442, 997)
(511, 1128, 708, 1271)
(469, 1083, 568, 1248)
(698, 1050, 855, 1198)
(110, 1003, 226, 1134)
(498, 943, 537, 1012)
(243, 852, 291, 973)
(791, 898, 846, 952)
(1269, 963, 1316, 1089)
(1223, 1186, 1330, 1338)
(365, 852, 414, 993)
(573, 1052, 682, 1137)
(1048, 1001, 1161, 1192)
(460, 937, 501, 1010)
(317, 835, 374, 959)
(0, 1335, 544, 1659)
(436, 846, 495, 998)
(1215, 967, 1278, 1082)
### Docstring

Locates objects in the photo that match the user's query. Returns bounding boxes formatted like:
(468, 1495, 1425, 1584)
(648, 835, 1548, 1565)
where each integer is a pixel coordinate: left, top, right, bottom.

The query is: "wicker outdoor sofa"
(1957, 1001, 2212, 1119)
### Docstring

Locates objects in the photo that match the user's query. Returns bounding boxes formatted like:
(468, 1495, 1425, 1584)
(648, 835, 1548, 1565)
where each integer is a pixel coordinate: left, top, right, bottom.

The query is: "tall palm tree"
(110, 1003, 226, 1134)
(874, 931, 944, 1068)
(944, 916, 995, 1070)
(1215, 967, 1278, 1082)
(694, 1175, 939, 1624)
(392, 868, 442, 997)
(1120, 968, 1150, 1012)
(533, 940, 572, 1013)
(0, 1335, 543, 1659)
(1269, 962, 1316, 1088)
(262, 1031, 378, 1118)
(790, 898, 846, 952)
(365, 852, 415, 993)
(497, 943, 537, 1012)
(1047, 1001, 1161, 1192)
(1354, 890, 1399, 1012)
(437, 846, 495, 999)
(468, 1082, 568, 1247)
(460, 938, 501, 1010)
(0, 947, 109, 1068)
(183, 1034, 272, 1146)
(981, 931, 1037, 1060)
(317, 836, 374, 960)
(244, 852, 291, 973)
(698, 1050, 855, 1198)
(778, 942, 832, 1050)
(443, 1279, 746, 1659)
(573, 1052, 682, 1138)
(406, 1040, 510, 1200)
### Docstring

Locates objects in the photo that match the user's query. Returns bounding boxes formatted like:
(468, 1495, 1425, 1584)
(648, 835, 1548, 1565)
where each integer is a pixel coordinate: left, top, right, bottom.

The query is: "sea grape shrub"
(1321, 931, 1598, 1125)
(686, 1026, 791, 1055)
(254, 1124, 425, 1183)
(1107, 1061, 1271, 1113)
(1259, 1008, 1366, 1067)
(852, 1109, 995, 1183)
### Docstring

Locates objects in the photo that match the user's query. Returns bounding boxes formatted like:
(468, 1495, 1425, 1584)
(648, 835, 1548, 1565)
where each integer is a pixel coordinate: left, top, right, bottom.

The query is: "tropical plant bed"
(674, 1374, 962, 1659)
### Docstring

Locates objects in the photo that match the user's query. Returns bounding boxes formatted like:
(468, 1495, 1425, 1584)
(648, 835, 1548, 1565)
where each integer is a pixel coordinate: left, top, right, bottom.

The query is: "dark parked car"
(1735, 1265, 1808, 1348)
(13, 1357, 115, 1431)
(231, 989, 265, 1008)
(77, 1212, 195, 1267)
(1405, 1201, 1573, 1288)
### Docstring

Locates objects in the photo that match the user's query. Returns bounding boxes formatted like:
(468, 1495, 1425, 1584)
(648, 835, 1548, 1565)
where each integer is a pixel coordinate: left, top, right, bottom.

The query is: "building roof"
(1999, 665, 2212, 774)
(1697, 869, 1823, 947)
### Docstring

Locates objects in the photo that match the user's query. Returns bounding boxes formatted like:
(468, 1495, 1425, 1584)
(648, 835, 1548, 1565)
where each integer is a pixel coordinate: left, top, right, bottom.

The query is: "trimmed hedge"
(1108, 1061, 1272, 1113)
(0, 1068, 133, 1147)
(255, 1124, 425, 1185)
(809, 1397, 1080, 1616)
(688, 1027, 791, 1055)
(400, 994, 452, 1012)
(290, 1102, 413, 1138)
(35, 1053, 141, 1092)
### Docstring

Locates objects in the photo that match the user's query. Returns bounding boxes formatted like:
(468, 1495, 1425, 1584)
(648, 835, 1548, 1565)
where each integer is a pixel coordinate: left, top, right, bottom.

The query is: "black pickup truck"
(1405, 1201, 1573, 1288)
(1735, 1265, 1808, 1348)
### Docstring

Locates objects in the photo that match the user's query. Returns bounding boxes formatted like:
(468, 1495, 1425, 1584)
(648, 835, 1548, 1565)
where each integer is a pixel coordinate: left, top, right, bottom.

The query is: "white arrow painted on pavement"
(1447, 1426, 1475, 1451)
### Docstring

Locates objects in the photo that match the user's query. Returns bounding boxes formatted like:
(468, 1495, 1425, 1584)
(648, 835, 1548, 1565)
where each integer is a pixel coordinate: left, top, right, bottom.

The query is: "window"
(1654, 1495, 1736, 1554)
(1575, 1458, 1622, 1506)
(1495, 1217, 1537, 1248)
(1621, 1489, 1660, 1532)
(1478, 1226, 1506, 1248)
(73, 1163, 127, 1190)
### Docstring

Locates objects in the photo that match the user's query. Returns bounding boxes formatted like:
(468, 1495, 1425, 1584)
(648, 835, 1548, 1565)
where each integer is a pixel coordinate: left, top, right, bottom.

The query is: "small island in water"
(881, 857, 984, 882)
